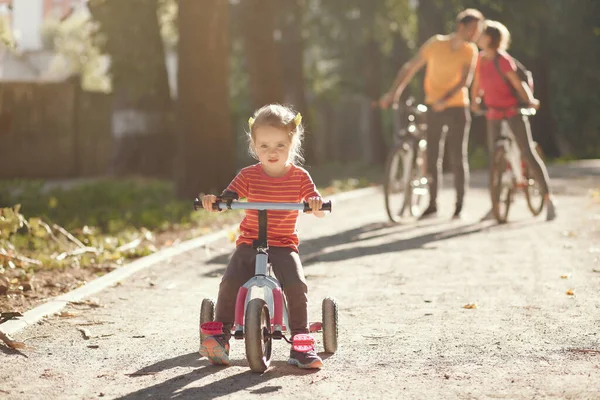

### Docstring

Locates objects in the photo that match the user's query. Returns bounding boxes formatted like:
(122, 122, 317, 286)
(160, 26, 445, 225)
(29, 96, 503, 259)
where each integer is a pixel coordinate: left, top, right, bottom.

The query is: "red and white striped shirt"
(226, 163, 320, 251)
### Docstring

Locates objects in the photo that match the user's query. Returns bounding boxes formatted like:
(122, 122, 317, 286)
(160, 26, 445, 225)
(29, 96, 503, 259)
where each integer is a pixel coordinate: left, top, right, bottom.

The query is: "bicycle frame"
(388, 99, 429, 216)
(495, 122, 526, 186)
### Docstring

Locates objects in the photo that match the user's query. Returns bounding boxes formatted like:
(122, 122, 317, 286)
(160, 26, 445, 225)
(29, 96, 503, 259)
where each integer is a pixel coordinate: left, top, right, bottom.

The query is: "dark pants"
(215, 244, 309, 338)
(426, 107, 471, 207)
(486, 115, 551, 196)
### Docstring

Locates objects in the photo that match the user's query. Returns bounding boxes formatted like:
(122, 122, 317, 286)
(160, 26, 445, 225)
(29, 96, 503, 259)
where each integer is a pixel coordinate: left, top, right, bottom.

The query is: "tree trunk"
(239, 0, 285, 108)
(88, 0, 173, 178)
(175, 0, 235, 198)
(363, 6, 385, 165)
(279, 0, 315, 165)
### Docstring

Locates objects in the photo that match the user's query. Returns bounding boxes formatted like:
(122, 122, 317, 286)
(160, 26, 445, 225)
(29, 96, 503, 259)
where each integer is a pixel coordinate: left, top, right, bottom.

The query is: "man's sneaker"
(546, 197, 557, 221)
(418, 204, 438, 220)
(287, 334, 323, 369)
(199, 322, 230, 365)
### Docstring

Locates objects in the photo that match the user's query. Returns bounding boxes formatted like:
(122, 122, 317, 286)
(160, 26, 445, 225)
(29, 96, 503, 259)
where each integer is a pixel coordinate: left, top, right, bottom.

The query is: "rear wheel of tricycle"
(245, 298, 272, 373)
(199, 298, 215, 352)
(322, 297, 338, 354)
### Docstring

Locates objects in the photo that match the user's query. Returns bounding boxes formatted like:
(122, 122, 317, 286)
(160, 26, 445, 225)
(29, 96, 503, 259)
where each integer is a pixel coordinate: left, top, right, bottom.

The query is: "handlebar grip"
(212, 200, 222, 211)
(193, 198, 223, 211)
(303, 200, 332, 213)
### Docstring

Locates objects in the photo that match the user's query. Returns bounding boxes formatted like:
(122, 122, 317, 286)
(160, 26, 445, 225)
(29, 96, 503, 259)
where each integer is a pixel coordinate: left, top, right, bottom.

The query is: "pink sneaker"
(199, 322, 230, 365)
(287, 334, 323, 369)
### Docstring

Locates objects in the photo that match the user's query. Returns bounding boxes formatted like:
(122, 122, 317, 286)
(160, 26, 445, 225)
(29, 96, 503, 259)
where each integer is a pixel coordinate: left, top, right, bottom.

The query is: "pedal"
(309, 322, 322, 333)
(272, 330, 283, 340)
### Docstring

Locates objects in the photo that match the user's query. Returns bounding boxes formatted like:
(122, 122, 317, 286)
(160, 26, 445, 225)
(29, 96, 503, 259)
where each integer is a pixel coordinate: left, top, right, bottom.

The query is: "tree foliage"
(40, 10, 110, 92)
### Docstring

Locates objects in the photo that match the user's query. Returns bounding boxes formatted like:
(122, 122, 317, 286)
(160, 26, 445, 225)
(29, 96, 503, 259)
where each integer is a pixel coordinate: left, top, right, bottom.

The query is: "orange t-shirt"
(226, 163, 320, 252)
(421, 35, 477, 107)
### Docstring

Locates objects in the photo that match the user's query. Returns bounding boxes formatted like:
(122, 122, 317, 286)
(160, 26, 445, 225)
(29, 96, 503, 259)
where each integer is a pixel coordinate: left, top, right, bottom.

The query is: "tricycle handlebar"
(193, 199, 332, 213)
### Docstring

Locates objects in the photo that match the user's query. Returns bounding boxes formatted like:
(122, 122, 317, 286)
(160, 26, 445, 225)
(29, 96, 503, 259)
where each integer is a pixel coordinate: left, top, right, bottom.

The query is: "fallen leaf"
(70, 300, 103, 308)
(560, 274, 570, 279)
(463, 303, 477, 309)
(0, 331, 28, 350)
(0, 312, 23, 324)
(77, 321, 113, 326)
(568, 348, 600, 354)
(77, 328, 92, 340)
(566, 289, 575, 296)
(58, 311, 77, 318)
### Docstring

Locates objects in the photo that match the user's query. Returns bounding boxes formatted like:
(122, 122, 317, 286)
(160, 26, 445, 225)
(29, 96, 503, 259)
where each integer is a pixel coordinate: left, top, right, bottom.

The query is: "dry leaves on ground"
(0, 331, 28, 350)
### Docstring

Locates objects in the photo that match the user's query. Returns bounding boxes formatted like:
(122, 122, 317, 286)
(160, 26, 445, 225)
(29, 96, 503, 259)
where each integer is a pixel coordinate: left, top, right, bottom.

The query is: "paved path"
(1, 167, 599, 400)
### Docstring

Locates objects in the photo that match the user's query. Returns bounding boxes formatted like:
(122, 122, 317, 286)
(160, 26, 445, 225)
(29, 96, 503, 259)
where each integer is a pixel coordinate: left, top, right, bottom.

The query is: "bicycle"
(383, 97, 430, 222)
(193, 195, 338, 373)
(488, 108, 545, 223)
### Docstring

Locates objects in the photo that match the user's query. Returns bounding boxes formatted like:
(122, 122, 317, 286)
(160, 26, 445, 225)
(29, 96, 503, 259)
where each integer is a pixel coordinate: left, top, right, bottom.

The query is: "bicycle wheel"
(244, 298, 272, 373)
(491, 149, 513, 224)
(524, 143, 545, 216)
(409, 141, 430, 217)
(384, 144, 408, 222)
(384, 141, 420, 222)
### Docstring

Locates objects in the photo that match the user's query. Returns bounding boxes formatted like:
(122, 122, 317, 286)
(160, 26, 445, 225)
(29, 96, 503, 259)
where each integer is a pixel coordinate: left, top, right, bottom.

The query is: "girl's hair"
(247, 104, 304, 165)
(484, 20, 511, 51)
(456, 8, 484, 26)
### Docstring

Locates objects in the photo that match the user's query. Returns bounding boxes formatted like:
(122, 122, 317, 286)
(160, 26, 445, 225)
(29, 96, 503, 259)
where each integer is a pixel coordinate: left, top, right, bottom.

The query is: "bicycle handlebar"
(472, 105, 537, 117)
(193, 198, 332, 213)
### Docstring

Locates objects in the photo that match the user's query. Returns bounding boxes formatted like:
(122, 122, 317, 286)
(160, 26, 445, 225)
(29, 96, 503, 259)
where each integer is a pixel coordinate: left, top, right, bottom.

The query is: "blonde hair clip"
(248, 117, 255, 129)
(294, 113, 302, 126)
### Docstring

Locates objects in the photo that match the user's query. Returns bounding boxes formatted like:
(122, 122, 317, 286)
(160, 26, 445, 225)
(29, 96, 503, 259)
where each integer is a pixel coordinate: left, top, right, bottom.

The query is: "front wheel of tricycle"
(199, 298, 215, 352)
(322, 297, 338, 354)
(245, 298, 272, 373)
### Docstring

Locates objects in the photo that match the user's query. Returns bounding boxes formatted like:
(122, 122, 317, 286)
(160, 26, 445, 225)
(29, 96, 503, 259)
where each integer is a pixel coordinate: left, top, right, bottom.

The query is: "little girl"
(200, 104, 325, 369)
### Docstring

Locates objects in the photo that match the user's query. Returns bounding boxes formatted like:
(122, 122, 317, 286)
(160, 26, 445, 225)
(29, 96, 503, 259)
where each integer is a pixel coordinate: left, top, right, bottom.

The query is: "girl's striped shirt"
(226, 163, 320, 251)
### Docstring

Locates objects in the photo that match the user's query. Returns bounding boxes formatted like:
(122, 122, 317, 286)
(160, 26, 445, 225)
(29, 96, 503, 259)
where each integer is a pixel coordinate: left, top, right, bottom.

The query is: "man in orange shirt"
(380, 9, 484, 219)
